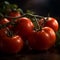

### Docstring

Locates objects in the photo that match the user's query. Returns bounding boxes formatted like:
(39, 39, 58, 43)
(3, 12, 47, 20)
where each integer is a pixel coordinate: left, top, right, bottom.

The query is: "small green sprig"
(55, 28, 60, 47)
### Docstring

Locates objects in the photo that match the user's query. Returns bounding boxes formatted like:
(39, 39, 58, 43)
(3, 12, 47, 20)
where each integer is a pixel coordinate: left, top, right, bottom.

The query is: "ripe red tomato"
(13, 17, 34, 40)
(39, 17, 59, 32)
(28, 27, 56, 50)
(8, 11, 21, 22)
(0, 28, 24, 53)
(0, 18, 9, 24)
(0, 18, 13, 29)
(9, 11, 21, 17)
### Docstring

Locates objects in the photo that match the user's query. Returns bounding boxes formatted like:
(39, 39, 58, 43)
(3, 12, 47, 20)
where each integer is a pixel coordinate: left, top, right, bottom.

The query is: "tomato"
(39, 17, 59, 32)
(0, 28, 24, 53)
(0, 18, 14, 29)
(13, 17, 34, 40)
(8, 11, 21, 22)
(27, 27, 56, 50)
(0, 18, 9, 24)
(9, 11, 21, 17)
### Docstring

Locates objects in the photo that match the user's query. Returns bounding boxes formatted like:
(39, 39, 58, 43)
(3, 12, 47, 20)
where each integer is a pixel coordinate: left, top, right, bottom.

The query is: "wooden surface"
(0, 48, 60, 60)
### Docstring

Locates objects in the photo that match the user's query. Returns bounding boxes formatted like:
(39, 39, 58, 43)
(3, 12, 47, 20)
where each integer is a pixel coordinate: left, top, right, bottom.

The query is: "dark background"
(0, 0, 60, 17)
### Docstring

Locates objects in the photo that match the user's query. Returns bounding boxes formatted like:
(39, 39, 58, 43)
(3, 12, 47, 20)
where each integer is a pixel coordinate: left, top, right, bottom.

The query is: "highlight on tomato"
(27, 27, 56, 51)
(13, 17, 34, 40)
(39, 17, 59, 32)
(0, 28, 24, 53)
(0, 18, 13, 29)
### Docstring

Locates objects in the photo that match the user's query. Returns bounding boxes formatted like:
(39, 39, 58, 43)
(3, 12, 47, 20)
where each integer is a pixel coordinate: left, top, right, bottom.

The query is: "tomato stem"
(44, 13, 50, 22)
(35, 17, 40, 29)
(0, 13, 44, 30)
(5, 28, 14, 37)
(26, 13, 44, 18)
(4, 14, 26, 19)
(33, 17, 42, 31)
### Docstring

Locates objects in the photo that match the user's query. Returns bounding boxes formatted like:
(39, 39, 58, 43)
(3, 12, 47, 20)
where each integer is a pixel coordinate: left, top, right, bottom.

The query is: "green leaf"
(26, 10, 35, 15)
(10, 4, 18, 11)
(4, 1, 10, 5)
(16, 8, 24, 15)
(55, 28, 60, 47)
(0, 13, 4, 18)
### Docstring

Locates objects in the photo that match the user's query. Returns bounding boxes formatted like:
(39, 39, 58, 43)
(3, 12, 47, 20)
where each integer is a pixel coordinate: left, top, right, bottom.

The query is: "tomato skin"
(13, 17, 34, 40)
(0, 18, 9, 24)
(9, 12, 21, 17)
(0, 29, 24, 53)
(28, 27, 56, 50)
(39, 17, 59, 32)
(8, 11, 21, 22)
(0, 18, 13, 29)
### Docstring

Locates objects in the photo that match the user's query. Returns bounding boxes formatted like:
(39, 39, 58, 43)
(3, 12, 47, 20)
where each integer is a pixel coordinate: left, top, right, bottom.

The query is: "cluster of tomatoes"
(0, 1, 59, 54)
